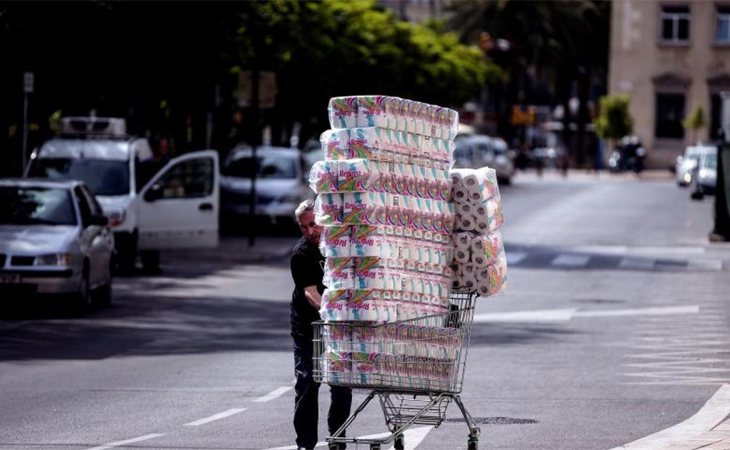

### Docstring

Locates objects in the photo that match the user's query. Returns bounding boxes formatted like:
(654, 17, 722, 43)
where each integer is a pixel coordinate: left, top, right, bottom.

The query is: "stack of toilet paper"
(450, 167, 507, 298)
(313, 95, 462, 388)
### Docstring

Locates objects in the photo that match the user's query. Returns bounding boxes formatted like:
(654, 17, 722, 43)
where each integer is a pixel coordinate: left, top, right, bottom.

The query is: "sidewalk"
(513, 168, 674, 182)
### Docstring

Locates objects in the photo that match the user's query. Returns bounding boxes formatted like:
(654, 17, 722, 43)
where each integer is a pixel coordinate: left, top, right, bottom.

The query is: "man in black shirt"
(290, 199, 351, 450)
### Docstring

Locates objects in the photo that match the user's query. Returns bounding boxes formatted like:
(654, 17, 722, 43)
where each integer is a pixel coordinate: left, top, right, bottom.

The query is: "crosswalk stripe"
(618, 258, 655, 270)
(505, 251, 527, 265)
(551, 254, 590, 267)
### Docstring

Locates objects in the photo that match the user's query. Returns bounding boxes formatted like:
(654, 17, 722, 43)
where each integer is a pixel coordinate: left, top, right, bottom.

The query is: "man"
(290, 199, 352, 450)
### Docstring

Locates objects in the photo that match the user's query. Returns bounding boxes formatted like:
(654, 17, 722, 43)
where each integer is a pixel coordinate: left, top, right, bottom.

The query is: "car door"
(74, 186, 113, 288)
(136, 150, 219, 250)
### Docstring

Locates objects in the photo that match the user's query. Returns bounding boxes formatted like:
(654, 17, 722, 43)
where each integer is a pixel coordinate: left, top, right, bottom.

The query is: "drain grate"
(445, 417, 538, 425)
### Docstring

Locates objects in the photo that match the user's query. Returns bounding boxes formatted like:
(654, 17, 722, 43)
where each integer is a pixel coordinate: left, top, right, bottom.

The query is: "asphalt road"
(1, 170, 729, 450)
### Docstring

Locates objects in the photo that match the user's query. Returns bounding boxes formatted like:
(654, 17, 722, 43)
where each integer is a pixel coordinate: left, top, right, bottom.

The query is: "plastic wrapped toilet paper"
(350, 225, 393, 257)
(323, 349, 351, 384)
(452, 232, 472, 264)
(328, 97, 359, 129)
(337, 159, 379, 192)
(320, 129, 351, 160)
(320, 225, 352, 258)
(324, 323, 352, 352)
(323, 257, 354, 290)
(475, 252, 508, 297)
(314, 193, 343, 225)
(450, 167, 500, 204)
(309, 160, 339, 193)
(348, 128, 385, 160)
(357, 96, 388, 128)
(486, 198, 504, 232)
(470, 231, 504, 266)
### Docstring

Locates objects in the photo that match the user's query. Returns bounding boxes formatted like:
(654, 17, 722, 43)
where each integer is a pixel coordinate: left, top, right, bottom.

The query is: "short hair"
(294, 198, 315, 221)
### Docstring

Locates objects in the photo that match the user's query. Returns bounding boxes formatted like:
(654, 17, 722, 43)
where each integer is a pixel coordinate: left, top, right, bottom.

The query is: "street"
(1, 171, 730, 450)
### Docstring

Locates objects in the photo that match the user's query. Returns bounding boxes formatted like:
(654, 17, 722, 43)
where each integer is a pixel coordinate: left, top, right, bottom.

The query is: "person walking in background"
(290, 199, 351, 450)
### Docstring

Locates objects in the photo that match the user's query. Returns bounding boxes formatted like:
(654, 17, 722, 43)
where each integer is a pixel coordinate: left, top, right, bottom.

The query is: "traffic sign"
(24, 72, 34, 93)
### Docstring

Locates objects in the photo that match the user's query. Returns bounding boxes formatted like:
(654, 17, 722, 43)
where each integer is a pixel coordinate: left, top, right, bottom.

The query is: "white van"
(26, 117, 219, 271)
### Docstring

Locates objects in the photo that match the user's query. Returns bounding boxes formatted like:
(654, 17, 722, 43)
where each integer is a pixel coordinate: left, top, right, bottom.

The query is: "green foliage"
(594, 95, 633, 141)
(233, 0, 502, 120)
(683, 106, 706, 131)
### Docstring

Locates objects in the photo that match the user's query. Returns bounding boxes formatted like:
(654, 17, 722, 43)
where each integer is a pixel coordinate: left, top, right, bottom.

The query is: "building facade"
(610, 0, 730, 167)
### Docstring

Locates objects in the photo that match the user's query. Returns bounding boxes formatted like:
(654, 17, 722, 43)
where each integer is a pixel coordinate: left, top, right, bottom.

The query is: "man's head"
(295, 199, 322, 246)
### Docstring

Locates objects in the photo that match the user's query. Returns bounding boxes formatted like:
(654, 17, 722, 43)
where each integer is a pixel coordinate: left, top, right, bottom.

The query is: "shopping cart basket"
(313, 291, 480, 450)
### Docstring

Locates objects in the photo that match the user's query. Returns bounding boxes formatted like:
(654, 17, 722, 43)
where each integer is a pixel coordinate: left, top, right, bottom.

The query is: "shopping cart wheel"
(327, 444, 339, 450)
(394, 433, 404, 450)
(468, 434, 479, 450)
(369, 445, 381, 450)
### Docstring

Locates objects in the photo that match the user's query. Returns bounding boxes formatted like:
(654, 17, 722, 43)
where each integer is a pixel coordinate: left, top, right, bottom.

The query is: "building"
(609, 0, 730, 168)
(378, 0, 449, 23)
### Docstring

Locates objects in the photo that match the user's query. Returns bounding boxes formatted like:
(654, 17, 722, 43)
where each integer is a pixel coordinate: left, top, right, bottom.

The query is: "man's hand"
(303, 285, 322, 311)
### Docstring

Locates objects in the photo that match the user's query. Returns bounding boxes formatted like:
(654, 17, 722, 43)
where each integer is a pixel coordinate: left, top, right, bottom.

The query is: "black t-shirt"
(290, 237, 325, 336)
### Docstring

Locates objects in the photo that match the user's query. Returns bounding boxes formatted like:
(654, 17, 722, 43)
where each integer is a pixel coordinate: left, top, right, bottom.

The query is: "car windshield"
(28, 158, 130, 196)
(0, 186, 77, 226)
(223, 154, 297, 179)
(702, 154, 717, 169)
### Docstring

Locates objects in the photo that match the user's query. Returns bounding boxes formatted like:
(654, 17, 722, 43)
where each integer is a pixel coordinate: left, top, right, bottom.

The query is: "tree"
(683, 106, 706, 144)
(229, 0, 503, 146)
(594, 94, 633, 150)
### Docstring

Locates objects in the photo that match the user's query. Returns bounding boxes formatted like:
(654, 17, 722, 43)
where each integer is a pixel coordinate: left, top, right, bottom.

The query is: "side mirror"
(89, 214, 109, 227)
(144, 184, 163, 202)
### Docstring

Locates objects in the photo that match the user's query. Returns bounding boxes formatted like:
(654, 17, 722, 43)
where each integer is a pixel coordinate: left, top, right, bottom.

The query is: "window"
(660, 5, 691, 43)
(716, 5, 730, 43)
(28, 158, 130, 196)
(156, 157, 214, 199)
(0, 187, 76, 226)
(655, 93, 686, 139)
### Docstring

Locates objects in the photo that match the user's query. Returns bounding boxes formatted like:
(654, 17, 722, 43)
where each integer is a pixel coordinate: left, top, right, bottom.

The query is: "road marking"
(261, 426, 433, 450)
(575, 305, 700, 318)
(688, 259, 723, 271)
(618, 258, 655, 270)
(473, 305, 700, 324)
(86, 433, 165, 450)
(505, 251, 527, 265)
(254, 386, 293, 403)
(551, 254, 590, 267)
(611, 384, 730, 449)
(184, 408, 247, 426)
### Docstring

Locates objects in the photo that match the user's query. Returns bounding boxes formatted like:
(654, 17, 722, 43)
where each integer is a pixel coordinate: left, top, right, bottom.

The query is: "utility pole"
(21, 72, 34, 174)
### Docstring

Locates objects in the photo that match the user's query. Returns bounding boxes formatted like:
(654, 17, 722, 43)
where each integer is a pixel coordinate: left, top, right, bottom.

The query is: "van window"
(155, 157, 214, 199)
(29, 158, 130, 196)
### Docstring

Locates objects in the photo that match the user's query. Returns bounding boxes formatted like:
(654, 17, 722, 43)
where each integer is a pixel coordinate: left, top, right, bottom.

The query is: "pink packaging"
(320, 129, 351, 160)
(314, 193, 343, 225)
(328, 97, 359, 129)
(338, 159, 378, 192)
(357, 96, 387, 128)
(323, 257, 354, 290)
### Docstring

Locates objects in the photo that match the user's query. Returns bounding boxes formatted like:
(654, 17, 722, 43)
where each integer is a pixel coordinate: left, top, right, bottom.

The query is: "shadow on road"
(0, 295, 293, 361)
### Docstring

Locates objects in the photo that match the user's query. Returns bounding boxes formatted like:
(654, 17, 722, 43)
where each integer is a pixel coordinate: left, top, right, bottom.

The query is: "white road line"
(688, 259, 723, 271)
(574, 305, 700, 318)
(473, 308, 576, 323)
(86, 433, 165, 450)
(618, 258, 655, 270)
(611, 384, 730, 449)
(261, 426, 433, 450)
(505, 251, 527, 265)
(184, 408, 247, 426)
(473, 305, 700, 324)
(551, 254, 590, 267)
(254, 386, 293, 403)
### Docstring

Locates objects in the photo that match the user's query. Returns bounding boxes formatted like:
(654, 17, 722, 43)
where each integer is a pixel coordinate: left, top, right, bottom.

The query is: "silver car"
(454, 134, 515, 184)
(0, 179, 114, 311)
(676, 145, 716, 187)
(220, 146, 314, 225)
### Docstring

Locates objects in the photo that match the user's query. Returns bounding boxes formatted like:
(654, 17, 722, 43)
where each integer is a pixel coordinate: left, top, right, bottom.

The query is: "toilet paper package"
(314, 193, 343, 225)
(309, 160, 339, 193)
(486, 198, 504, 232)
(353, 257, 402, 290)
(323, 257, 355, 290)
(321, 289, 351, 321)
(450, 167, 500, 204)
(320, 225, 352, 257)
(475, 252, 508, 298)
(470, 231, 504, 266)
(342, 192, 385, 225)
(323, 349, 352, 384)
(320, 129, 351, 160)
(357, 96, 388, 128)
(348, 128, 385, 160)
(351, 225, 393, 257)
(323, 322, 352, 352)
(338, 159, 379, 192)
(328, 97, 359, 129)
(348, 289, 397, 322)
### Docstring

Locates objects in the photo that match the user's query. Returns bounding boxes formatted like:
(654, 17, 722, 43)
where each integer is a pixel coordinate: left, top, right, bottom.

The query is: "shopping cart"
(313, 291, 480, 450)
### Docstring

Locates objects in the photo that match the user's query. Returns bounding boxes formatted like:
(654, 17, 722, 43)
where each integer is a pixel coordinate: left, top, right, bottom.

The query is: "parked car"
(676, 144, 716, 187)
(220, 145, 313, 225)
(26, 116, 219, 272)
(690, 150, 718, 200)
(0, 178, 114, 312)
(453, 134, 514, 184)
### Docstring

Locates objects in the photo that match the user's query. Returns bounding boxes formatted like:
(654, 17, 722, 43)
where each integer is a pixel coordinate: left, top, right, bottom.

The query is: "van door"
(137, 150, 219, 250)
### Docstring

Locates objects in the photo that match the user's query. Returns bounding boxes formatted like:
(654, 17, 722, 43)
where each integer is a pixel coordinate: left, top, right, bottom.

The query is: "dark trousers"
(292, 332, 352, 448)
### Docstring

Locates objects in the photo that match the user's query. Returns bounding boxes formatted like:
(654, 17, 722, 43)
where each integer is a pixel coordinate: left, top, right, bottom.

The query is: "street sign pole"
(21, 72, 34, 174)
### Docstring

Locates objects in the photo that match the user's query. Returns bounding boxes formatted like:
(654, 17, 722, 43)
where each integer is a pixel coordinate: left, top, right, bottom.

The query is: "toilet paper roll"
(475, 254, 508, 298)
(328, 97, 359, 129)
(486, 199, 504, 231)
(470, 231, 504, 266)
(456, 213, 476, 232)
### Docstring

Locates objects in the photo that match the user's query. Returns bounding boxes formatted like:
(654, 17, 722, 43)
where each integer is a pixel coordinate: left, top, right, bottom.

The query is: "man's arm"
(303, 285, 322, 311)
